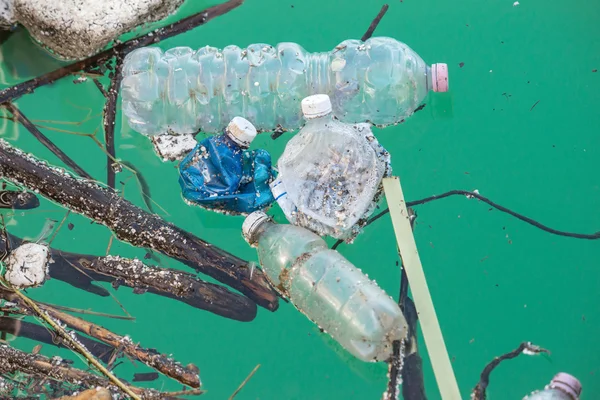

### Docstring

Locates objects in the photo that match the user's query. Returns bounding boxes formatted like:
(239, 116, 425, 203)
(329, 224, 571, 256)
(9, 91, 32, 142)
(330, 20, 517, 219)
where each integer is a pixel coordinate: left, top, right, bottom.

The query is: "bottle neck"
(425, 65, 434, 92)
(223, 130, 248, 149)
(251, 219, 274, 244)
(303, 112, 333, 128)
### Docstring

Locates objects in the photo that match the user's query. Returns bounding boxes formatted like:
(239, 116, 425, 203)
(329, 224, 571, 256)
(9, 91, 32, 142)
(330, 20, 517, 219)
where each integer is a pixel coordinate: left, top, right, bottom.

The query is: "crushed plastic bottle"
(120, 37, 449, 136)
(523, 373, 582, 400)
(271, 94, 390, 241)
(178, 116, 276, 215)
(242, 211, 407, 362)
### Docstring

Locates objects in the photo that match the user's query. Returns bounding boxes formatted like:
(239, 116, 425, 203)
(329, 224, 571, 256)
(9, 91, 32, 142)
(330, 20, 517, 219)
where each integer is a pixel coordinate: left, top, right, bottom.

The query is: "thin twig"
(334, 189, 600, 251)
(93, 79, 108, 98)
(3, 103, 93, 180)
(7, 286, 140, 399)
(229, 364, 260, 400)
(35, 302, 135, 320)
(0, 286, 202, 388)
(471, 342, 550, 400)
(0, 0, 245, 104)
(361, 4, 389, 41)
(103, 55, 124, 189)
(0, 139, 279, 311)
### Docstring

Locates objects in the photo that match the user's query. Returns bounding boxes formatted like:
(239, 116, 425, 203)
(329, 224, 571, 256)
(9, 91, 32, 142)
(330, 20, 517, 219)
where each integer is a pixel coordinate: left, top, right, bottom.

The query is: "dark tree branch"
(0, 344, 200, 399)
(0, 316, 114, 364)
(0, 288, 202, 389)
(103, 55, 124, 189)
(0, 0, 245, 104)
(471, 342, 550, 400)
(361, 4, 389, 41)
(386, 208, 427, 400)
(3, 103, 93, 180)
(0, 139, 279, 311)
(0, 231, 257, 321)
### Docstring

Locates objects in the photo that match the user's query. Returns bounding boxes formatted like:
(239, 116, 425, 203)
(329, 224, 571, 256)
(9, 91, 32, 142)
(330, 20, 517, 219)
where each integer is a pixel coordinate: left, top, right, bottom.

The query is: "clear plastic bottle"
(271, 94, 388, 241)
(120, 37, 448, 136)
(524, 373, 582, 400)
(242, 211, 407, 362)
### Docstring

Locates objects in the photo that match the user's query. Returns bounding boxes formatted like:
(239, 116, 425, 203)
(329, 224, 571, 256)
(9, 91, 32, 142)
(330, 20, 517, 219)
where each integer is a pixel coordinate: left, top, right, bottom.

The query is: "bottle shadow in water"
(0, 27, 67, 84)
(312, 325, 388, 383)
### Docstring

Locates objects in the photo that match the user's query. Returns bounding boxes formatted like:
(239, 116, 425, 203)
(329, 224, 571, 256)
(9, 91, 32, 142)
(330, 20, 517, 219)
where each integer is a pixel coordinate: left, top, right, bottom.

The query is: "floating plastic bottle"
(242, 211, 407, 362)
(271, 94, 390, 241)
(178, 117, 276, 214)
(120, 37, 449, 136)
(524, 373, 582, 400)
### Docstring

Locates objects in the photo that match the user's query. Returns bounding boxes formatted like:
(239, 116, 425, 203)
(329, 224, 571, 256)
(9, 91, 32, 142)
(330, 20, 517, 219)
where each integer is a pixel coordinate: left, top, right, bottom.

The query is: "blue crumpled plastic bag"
(178, 134, 276, 214)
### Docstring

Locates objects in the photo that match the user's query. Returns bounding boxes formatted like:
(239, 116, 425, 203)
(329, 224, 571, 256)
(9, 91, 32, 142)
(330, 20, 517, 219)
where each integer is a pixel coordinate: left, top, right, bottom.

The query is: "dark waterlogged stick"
(0, 230, 257, 321)
(0, 287, 201, 389)
(385, 208, 427, 400)
(361, 4, 389, 41)
(0, 0, 244, 104)
(0, 139, 279, 311)
(4, 103, 93, 180)
(471, 342, 550, 400)
(0, 316, 114, 363)
(0, 344, 198, 399)
(102, 54, 124, 189)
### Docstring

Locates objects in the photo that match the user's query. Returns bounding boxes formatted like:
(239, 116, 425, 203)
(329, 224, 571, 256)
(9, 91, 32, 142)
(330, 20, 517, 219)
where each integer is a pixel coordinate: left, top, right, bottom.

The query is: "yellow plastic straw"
(382, 177, 462, 400)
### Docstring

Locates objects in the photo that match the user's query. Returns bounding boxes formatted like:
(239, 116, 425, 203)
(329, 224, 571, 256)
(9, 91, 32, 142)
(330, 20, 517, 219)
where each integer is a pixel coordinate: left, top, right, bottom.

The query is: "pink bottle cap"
(432, 63, 449, 92)
(550, 372, 582, 399)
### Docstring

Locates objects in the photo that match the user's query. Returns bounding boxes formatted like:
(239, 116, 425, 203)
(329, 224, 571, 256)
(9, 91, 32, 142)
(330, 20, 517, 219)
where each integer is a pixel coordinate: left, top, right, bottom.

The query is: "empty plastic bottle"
(271, 94, 389, 241)
(178, 116, 276, 214)
(523, 373, 582, 400)
(120, 37, 449, 136)
(242, 211, 407, 362)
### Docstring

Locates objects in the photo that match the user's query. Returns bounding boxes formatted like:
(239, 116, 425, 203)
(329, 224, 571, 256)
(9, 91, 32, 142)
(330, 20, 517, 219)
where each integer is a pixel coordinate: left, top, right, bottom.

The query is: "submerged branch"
(0, 316, 114, 364)
(471, 342, 550, 400)
(4, 103, 93, 180)
(0, 0, 245, 104)
(1, 231, 257, 322)
(0, 287, 201, 389)
(0, 344, 200, 399)
(0, 139, 279, 311)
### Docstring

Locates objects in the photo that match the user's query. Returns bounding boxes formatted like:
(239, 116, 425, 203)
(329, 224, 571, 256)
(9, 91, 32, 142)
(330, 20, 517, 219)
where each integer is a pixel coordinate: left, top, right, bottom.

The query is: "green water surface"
(1, 0, 599, 398)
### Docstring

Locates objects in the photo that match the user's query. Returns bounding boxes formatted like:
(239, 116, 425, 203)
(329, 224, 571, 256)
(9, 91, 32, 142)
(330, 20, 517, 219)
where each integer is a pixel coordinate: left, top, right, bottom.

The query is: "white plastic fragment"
(3, 242, 49, 288)
(12, 0, 185, 60)
(151, 133, 197, 162)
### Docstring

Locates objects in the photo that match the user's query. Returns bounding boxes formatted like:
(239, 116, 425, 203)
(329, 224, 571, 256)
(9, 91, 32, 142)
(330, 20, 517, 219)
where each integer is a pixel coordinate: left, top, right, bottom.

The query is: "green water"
(1, 0, 599, 398)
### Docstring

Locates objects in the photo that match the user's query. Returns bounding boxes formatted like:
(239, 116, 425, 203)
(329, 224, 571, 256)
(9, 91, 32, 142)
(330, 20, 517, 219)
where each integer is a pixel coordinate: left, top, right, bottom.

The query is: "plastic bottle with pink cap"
(121, 37, 449, 136)
(523, 373, 582, 400)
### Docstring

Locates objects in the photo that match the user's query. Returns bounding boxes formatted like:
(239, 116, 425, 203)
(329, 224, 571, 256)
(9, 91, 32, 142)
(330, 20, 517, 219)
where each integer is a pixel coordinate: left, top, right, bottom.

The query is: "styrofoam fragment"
(4, 242, 49, 288)
(151, 133, 197, 162)
(13, 0, 184, 60)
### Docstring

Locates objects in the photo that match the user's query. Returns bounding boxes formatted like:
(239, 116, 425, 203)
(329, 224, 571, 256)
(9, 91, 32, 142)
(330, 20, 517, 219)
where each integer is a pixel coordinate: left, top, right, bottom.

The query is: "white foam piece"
(4, 242, 49, 288)
(151, 133, 197, 162)
(13, 0, 184, 60)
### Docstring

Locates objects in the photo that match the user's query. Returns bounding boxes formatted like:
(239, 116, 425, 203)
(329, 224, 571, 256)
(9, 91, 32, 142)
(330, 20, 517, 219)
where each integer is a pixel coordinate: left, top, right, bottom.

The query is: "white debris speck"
(4, 242, 49, 288)
(513, 1, 520, 6)
(151, 133, 197, 162)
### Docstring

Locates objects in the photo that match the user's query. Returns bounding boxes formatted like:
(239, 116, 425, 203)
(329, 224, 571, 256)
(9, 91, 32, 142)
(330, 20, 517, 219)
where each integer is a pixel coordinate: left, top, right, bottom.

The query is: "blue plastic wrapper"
(178, 134, 276, 214)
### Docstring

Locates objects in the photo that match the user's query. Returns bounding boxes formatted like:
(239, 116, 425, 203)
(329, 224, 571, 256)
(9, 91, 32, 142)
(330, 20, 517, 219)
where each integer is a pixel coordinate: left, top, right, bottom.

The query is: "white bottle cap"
(242, 211, 271, 244)
(301, 94, 332, 119)
(226, 116, 257, 148)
